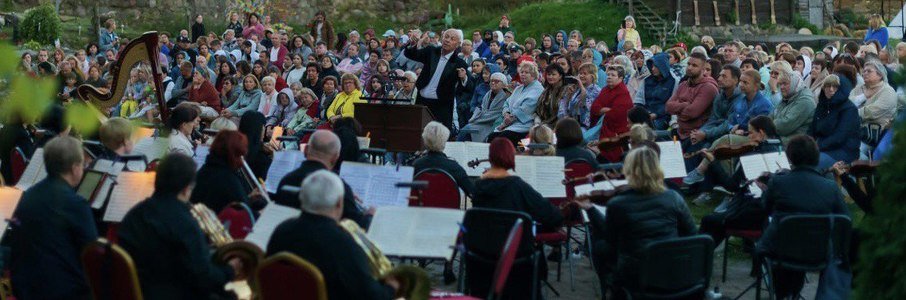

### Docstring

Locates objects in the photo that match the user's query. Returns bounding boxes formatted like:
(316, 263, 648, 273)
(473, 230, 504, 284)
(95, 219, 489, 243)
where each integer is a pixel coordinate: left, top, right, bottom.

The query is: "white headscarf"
(799, 55, 812, 81)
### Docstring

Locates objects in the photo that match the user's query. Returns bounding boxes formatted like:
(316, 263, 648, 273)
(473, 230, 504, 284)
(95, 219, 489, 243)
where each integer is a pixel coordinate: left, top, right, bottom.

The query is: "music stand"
(354, 99, 434, 153)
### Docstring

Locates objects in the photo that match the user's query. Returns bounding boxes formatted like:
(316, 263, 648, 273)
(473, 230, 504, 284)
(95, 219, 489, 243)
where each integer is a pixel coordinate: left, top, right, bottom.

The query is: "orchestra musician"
(118, 153, 243, 299)
(684, 115, 782, 192)
(469, 137, 564, 299)
(524, 124, 556, 156)
(267, 170, 400, 299)
(9, 136, 98, 299)
(275, 130, 371, 228)
(573, 146, 696, 297)
(0, 114, 36, 184)
(238, 111, 275, 179)
(554, 118, 598, 168)
(412, 121, 475, 196)
(96, 117, 136, 160)
(191, 130, 262, 213)
(167, 104, 201, 156)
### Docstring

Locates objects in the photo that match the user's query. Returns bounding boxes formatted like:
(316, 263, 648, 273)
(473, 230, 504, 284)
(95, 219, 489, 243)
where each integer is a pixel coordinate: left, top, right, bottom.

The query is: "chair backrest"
(256, 252, 327, 300)
(218, 202, 256, 239)
(411, 168, 462, 209)
(81, 238, 144, 300)
(9, 147, 28, 185)
(462, 208, 535, 261)
(144, 159, 160, 172)
(635, 235, 714, 298)
(490, 218, 524, 299)
(564, 159, 595, 200)
(772, 214, 852, 266)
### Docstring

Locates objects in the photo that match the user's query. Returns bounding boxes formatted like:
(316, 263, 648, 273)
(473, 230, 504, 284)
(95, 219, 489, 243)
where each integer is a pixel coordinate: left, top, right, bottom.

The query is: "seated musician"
(10, 136, 98, 299)
(573, 146, 696, 296)
(276, 130, 371, 228)
(332, 117, 368, 170)
(809, 75, 860, 169)
(525, 124, 555, 156)
(756, 135, 849, 298)
(192, 130, 263, 213)
(554, 118, 598, 169)
(267, 170, 399, 299)
(238, 111, 275, 179)
(684, 115, 782, 188)
(412, 121, 475, 196)
(118, 154, 242, 299)
(96, 117, 135, 160)
(0, 114, 36, 184)
(167, 104, 200, 156)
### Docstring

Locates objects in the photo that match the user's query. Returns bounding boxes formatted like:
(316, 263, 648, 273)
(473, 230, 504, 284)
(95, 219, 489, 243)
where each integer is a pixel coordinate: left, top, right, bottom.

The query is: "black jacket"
(0, 123, 34, 183)
(555, 145, 600, 169)
(472, 176, 563, 232)
(118, 193, 234, 299)
(758, 166, 849, 252)
(267, 213, 395, 300)
(588, 188, 696, 287)
(412, 151, 475, 197)
(239, 112, 273, 179)
(191, 155, 251, 213)
(10, 177, 98, 300)
(809, 84, 861, 163)
(403, 45, 469, 104)
(191, 23, 205, 44)
(275, 160, 369, 228)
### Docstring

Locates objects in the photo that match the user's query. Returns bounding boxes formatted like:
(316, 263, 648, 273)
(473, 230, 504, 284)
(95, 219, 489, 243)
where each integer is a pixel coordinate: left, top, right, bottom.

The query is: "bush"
(791, 15, 819, 35)
(19, 4, 61, 46)
(22, 40, 41, 51)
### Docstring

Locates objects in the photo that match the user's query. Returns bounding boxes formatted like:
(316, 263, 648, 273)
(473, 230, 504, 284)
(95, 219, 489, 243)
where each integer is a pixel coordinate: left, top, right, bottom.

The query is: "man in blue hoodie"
(637, 53, 676, 130)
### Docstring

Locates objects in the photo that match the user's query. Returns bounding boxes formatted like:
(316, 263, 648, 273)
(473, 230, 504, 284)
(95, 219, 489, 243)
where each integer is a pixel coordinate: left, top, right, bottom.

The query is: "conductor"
(403, 28, 469, 130)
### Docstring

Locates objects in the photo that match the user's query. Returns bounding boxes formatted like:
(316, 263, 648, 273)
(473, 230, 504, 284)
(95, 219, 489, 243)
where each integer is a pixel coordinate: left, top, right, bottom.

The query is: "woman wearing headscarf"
(461, 72, 511, 142)
(794, 55, 813, 83)
(849, 60, 898, 158)
(770, 69, 816, 142)
(238, 111, 274, 179)
(810, 75, 860, 169)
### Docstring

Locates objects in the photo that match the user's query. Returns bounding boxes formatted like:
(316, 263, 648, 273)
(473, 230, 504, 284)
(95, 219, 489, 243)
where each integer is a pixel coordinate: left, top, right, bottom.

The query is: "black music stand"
(355, 99, 434, 153)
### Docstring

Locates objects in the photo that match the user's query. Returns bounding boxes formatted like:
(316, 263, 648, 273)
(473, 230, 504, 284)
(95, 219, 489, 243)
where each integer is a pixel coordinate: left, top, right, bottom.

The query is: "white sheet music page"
(763, 152, 790, 173)
(367, 206, 465, 260)
(514, 156, 566, 198)
(91, 177, 116, 210)
(265, 150, 306, 194)
(132, 137, 169, 161)
(443, 142, 490, 177)
(244, 203, 300, 250)
(656, 141, 687, 178)
(103, 172, 156, 222)
(339, 162, 414, 208)
(442, 141, 466, 167)
(14, 148, 46, 191)
(573, 179, 629, 196)
(193, 145, 211, 171)
(0, 187, 24, 240)
(739, 154, 770, 180)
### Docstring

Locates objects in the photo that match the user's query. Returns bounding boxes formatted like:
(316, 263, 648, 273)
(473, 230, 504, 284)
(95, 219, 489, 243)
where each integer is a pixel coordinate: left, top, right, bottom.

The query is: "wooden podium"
(354, 103, 434, 152)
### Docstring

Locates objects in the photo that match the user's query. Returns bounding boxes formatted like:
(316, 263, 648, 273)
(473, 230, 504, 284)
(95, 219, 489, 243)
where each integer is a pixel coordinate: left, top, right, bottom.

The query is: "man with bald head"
(275, 130, 369, 228)
(403, 28, 470, 130)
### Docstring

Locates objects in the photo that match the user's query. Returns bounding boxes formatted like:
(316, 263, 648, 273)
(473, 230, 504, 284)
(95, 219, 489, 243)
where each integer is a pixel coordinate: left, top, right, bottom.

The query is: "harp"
(76, 32, 170, 122)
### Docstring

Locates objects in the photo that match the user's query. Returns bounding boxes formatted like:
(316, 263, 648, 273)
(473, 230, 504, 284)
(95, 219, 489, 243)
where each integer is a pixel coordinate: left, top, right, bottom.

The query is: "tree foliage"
(19, 4, 61, 46)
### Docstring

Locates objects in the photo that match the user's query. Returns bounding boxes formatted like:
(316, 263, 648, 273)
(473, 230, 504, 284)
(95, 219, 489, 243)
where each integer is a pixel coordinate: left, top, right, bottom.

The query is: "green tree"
(19, 4, 61, 45)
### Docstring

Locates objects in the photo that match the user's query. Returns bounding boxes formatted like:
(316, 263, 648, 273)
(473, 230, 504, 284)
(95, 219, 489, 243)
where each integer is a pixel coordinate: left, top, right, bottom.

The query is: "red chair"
(721, 229, 763, 282)
(81, 238, 143, 300)
(256, 252, 327, 300)
(489, 219, 524, 300)
(218, 202, 256, 239)
(564, 159, 595, 200)
(9, 147, 29, 185)
(410, 169, 461, 209)
(144, 159, 160, 172)
(105, 223, 121, 244)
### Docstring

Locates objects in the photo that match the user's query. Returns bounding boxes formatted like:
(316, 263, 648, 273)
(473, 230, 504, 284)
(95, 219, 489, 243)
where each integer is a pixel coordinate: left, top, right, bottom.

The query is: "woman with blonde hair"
(526, 124, 556, 156)
(576, 146, 695, 296)
(864, 14, 889, 48)
(618, 16, 642, 51)
(326, 73, 365, 122)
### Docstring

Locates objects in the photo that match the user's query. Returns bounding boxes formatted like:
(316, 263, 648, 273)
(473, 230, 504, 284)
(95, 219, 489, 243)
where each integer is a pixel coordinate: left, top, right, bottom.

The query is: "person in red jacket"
(189, 69, 222, 119)
(665, 52, 719, 140)
(590, 65, 633, 162)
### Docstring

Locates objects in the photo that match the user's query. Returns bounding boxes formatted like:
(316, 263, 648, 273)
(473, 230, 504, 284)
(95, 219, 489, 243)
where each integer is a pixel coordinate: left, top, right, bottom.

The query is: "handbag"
(860, 123, 884, 147)
(583, 115, 605, 144)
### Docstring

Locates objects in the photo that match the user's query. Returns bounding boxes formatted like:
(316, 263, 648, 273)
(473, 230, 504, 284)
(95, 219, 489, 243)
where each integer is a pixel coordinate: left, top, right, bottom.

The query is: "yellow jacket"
(327, 89, 364, 118)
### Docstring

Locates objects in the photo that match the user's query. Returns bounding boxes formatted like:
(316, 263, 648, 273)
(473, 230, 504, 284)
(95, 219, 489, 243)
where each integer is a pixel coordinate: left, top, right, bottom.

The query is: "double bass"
(77, 32, 169, 122)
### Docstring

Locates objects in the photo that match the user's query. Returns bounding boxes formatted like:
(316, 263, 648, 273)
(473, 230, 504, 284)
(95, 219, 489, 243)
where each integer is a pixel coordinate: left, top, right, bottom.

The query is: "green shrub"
(854, 70, 906, 300)
(22, 40, 41, 51)
(791, 15, 819, 35)
(19, 4, 61, 46)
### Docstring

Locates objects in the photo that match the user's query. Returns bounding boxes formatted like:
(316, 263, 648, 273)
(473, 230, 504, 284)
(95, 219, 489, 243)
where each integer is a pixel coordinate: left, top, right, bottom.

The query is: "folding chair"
(624, 235, 714, 299)
(411, 168, 462, 209)
(488, 219, 524, 300)
(256, 252, 328, 300)
(462, 208, 540, 300)
(218, 202, 257, 239)
(81, 238, 144, 300)
(9, 147, 28, 185)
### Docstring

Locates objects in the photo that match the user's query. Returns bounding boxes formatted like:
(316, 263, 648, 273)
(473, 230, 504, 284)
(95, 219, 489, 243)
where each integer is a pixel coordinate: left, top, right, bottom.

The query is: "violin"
(683, 141, 758, 160)
(561, 170, 624, 186)
(467, 158, 490, 169)
(825, 160, 880, 177)
(588, 133, 630, 151)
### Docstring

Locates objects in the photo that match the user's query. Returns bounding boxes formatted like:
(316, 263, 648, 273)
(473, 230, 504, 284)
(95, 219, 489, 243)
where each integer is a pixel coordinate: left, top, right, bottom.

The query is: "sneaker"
(692, 193, 712, 206)
(713, 186, 731, 195)
(683, 169, 706, 185)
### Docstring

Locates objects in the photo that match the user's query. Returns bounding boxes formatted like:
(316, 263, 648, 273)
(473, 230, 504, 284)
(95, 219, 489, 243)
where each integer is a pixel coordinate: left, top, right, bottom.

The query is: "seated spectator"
(460, 72, 510, 142)
(487, 62, 544, 146)
(326, 73, 365, 123)
(810, 75, 860, 169)
(266, 88, 298, 127)
(189, 69, 222, 119)
(666, 53, 718, 141)
(770, 69, 816, 143)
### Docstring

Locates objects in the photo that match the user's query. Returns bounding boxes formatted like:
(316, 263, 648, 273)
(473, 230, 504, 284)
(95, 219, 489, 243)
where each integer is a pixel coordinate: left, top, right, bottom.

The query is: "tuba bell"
(339, 219, 431, 300)
(189, 203, 263, 285)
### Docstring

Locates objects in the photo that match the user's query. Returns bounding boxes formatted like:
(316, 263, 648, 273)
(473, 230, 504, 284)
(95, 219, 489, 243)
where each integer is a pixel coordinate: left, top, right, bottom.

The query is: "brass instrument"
(189, 203, 263, 286)
(339, 219, 430, 300)
(76, 32, 169, 121)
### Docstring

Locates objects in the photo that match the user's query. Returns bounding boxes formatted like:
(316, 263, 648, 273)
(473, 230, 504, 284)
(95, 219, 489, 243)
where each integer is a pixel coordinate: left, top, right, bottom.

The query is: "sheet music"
(357, 137, 371, 149)
(0, 187, 23, 241)
(132, 137, 169, 161)
(513, 155, 566, 198)
(573, 179, 629, 196)
(92, 159, 115, 173)
(443, 142, 490, 177)
(593, 204, 607, 217)
(14, 149, 46, 191)
(103, 172, 156, 222)
(657, 141, 687, 179)
(762, 152, 790, 172)
(264, 150, 306, 194)
(244, 203, 300, 250)
(367, 206, 465, 260)
(193, 145, 211, 171)
(339, 162, 414, 207)
(739, 154, 770, 180)
(91, 177, 116, 209)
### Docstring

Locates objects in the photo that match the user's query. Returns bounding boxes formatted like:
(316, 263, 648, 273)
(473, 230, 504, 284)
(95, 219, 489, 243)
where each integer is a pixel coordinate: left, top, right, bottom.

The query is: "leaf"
(0, 43, 17, 74)
(0, 74, 56, 123)
(64, 101, 102, 136)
